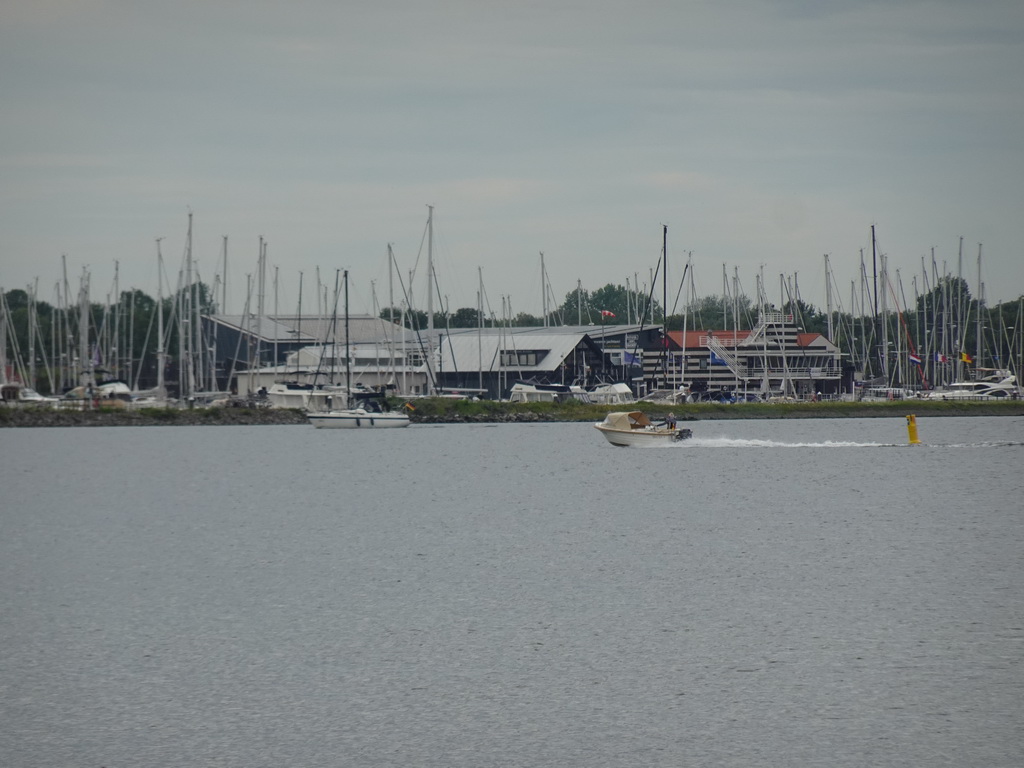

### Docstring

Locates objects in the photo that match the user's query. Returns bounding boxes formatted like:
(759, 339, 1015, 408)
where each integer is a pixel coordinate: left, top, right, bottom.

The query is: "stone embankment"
(412, 411, 545, 424)
(0, 406, 308, 428)
(0, 407, 553, 428)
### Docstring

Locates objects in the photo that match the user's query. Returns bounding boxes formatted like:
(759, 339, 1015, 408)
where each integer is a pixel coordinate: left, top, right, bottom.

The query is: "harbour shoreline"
(2, 399, 1022, 427)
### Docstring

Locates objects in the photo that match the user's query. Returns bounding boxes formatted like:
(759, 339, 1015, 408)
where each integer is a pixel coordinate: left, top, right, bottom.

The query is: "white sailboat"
(307, 270, 411, 429)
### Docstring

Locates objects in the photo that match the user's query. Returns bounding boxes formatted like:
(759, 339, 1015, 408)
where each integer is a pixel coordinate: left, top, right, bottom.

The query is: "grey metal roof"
(209, 314, 407, 345)
(435, 330, 592, 373)
(430, 325, 658, 374)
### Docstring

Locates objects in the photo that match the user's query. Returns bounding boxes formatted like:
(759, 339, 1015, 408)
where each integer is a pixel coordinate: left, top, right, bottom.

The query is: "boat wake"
(682, 437, 898, 449)
(929, 441, 1024, 449)
(677, 438, 1024, 449)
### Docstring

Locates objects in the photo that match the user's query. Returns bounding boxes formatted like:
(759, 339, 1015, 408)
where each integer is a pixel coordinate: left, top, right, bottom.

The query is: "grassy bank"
(408, 397, 1024, 422)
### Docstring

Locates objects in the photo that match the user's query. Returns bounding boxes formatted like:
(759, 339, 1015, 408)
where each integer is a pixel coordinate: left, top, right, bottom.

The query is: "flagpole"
(601, 311, 606, 378)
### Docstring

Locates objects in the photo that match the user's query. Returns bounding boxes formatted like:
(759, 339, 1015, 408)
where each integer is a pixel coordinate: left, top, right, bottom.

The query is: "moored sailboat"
(306, 270, 410, 429)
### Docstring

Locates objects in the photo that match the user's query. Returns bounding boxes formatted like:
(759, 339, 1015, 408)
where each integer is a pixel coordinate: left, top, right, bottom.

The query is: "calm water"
(2, 417, 1022, 767)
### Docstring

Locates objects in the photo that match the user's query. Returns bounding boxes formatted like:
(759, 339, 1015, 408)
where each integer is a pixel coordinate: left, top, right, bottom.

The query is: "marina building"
(219, 311, 847, 402)
(666, 312, 850, 400)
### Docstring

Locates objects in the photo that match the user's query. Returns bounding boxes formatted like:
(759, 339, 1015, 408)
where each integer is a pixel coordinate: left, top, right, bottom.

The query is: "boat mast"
(956, 236, 964, 381)
(824, 254, 834, 343)
(193, 241, 203, 394)
(221, 235, 229, 315)
(661, 225, 668, 387)
(344, 269, 351, 407)
(156, 238, 166, 397)
(78, 267, 91, 392)
(255, 236, 265, 392)
(871, 223, 879, 346)
(273, 265, 279, 378)
(540, 252, 547, 327)
(976, 244, 983, 370)
(478, 266, 484, 393)
(387, 244, 395, 389)
(426, 205, 435, 394)
(27, 278, 37, 390)
(184, 212, 195, 400)
(295, 271, 303, 379)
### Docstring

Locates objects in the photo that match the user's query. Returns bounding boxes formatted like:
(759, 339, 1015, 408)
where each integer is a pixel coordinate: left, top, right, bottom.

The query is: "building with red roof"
(656, 311, 849, 400)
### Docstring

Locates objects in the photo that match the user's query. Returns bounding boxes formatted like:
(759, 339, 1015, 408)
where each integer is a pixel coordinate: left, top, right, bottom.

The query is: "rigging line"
(132, 296, 157, 392)
(884, 269, 928, 389)
(226, 277, 252, 395)
(408, 215, 431, 292)
(628, 245, 664, 388)
(477, 277, 504, 374)
(388, 248, 438, 393)
(669, 256, 690, 318)
(310, 270, 342, 387)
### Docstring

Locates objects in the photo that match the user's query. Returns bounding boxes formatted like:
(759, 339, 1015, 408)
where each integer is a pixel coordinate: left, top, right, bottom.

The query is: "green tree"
(448, 307, 481, 328)
(511, 312, 542, 327)
(783, 298, 827, 335)
(557, 283, 659, 325)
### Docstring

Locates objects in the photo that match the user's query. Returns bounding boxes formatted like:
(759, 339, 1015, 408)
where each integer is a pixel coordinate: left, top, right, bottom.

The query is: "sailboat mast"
(956, 237, 964, 381)
(426, 205, 435, 393)
(976, 244, 983, 369)
(27, 279, 37, 390)
(193, 242, 203, 394)
(662, 225, 668, 328)
(387, 244, 395, 328)
(273, 265, 279, 377)
(156, 238, 166, 396)
(478, 266, 484, 393)
(293, 272, 303, 379)
(344, 269, 351, 406)
(880, 253, 890, 385)
(387, 244, 396, 389)
(824, 254, 834, 343)
(255, 236, 265, 390)
(79, 267, 91, 390)
(221, 235, 229, 315)
(661, 225, 668, 386)
(540, 252, 547, 327)
(184, 212, 194, 400)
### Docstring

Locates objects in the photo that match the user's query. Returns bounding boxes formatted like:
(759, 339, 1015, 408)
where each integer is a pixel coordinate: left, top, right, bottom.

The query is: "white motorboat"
(0, 383, 59, 407)
(507, 381, 591, 403)
(924, 369, 1020, 401)
(594, 410, 692, 447)
(587, 382, 636, 405)
(266, 381, 316, 409)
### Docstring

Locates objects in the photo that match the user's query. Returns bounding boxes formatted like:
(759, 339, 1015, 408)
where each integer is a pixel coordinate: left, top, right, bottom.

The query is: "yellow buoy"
(906, 414, 921, 445)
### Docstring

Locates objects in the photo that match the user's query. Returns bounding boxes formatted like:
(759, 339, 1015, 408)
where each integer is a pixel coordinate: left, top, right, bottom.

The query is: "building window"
(500, 349, 545, 367)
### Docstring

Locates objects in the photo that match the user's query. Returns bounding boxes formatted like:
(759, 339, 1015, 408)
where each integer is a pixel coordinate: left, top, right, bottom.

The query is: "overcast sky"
(2, 0, 1023, 319)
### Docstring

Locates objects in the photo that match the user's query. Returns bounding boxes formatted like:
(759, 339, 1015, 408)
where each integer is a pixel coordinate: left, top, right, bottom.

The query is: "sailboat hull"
(307, 409, 411, 429)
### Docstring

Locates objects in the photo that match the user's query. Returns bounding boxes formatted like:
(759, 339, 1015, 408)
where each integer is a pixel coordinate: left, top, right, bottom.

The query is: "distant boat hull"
(307, 409, 411, 429)
(923, 370, 1019, 401)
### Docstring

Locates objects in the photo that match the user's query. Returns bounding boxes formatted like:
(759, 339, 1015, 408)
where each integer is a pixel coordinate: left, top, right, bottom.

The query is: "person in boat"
(666, 412, 677, 430)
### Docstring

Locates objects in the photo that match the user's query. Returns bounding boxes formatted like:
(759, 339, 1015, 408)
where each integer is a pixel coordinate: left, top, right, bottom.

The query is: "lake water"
(2, 416, 1022, 767)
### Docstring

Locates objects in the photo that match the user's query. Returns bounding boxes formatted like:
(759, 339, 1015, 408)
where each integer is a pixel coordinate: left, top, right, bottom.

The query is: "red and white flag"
(600, 310, 615, 318)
